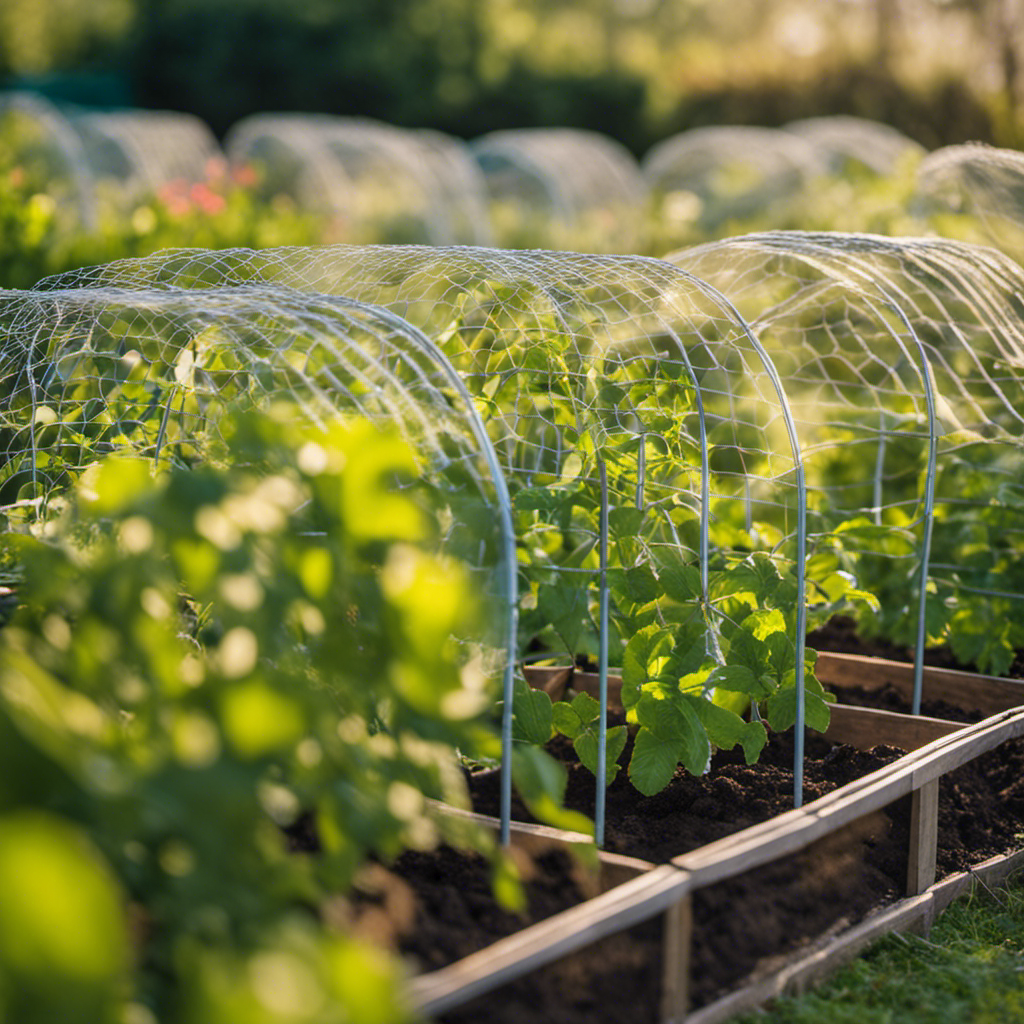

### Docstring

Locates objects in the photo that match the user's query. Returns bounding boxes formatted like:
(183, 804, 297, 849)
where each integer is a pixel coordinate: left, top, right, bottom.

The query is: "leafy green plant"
(0, 404, 533, 1024)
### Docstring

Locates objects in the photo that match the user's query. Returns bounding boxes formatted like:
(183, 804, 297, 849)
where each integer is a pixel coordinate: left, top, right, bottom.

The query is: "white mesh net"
(472, 129, 646, 253)
(0, 91, 97, 230)
(671, 230, 1024, 676)
(643, 125, 824, 239)
(783, 116, 925, 176)
(225, 115, 491, 245)
(72, 109, 221, 202)
(916, 143, 1024, 264)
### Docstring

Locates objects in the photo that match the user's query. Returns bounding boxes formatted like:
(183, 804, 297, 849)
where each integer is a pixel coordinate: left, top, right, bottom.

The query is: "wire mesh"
(783, 116, 925, 176)
(471, 129, 646, 253)
(916, 143, 1024, 265)
(0, 283, 518, 815)
(71, 109, 221, 203)
(225, 115, 491, 246)
(671, 230, 1024, 701)
(0, 91, 97, 230)
(643, 126, 824, 240)
(39, 243, 818, 834)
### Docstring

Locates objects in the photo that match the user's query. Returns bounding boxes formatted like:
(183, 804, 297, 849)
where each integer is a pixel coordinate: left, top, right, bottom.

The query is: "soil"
(377, 711, 1024, 1022)
(323, 624, 1024, 1022)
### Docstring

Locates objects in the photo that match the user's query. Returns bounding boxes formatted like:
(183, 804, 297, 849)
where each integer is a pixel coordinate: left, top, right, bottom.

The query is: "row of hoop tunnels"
(3, 232, 1024, 842)
(11, 89, 1024, 258)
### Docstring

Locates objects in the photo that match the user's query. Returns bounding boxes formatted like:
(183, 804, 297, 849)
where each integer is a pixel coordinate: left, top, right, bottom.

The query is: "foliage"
(0, 147, 321, 289)
(0, 406, 516, 1023)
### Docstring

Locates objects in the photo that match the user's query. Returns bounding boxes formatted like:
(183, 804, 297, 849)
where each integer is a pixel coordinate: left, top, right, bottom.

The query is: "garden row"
(3, 233, 1024, 1019)
(7, 90, 1024, 263)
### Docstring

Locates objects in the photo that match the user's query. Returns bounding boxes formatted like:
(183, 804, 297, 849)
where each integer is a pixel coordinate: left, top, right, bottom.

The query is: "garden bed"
(386, 662, 1024, 1022)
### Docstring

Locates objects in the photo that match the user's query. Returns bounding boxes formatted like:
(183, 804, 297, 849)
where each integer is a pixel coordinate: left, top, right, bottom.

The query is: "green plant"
(0, 405, 519, 1023)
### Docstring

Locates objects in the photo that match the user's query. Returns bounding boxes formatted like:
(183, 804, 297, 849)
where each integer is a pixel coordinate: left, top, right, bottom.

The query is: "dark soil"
(385, 713, 1024, 1022)
(830, 680, 986, 723)
(337, 624, 1024, 1022)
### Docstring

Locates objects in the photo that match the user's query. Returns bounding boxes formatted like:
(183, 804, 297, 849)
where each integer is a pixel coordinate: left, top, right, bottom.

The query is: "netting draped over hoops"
(0, 91, 97, 230)
(471, 129, 646, 253)
(916, 143, 1024, 264)
(642, 126, 824, 236)
(0, 283, 518, 793)
(39, 243, 820, 835)
(783, 116, 925, 176)
(670, 230, 1024, 704)
(224, 115, 492, 246)
(71, 109, 221, 200)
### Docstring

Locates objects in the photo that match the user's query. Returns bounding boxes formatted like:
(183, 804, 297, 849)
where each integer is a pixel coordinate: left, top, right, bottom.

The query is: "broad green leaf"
(629, 728, 683, 796)
(609, 565, 661, 608)
(551, 701, 583, 740)
(742, 608, 787, 641)
(569, 691, 601, 725)
(659, 562, 702, 603)
(573, 725, 627, 786)
(512, 681, 553, 745)
(766, 683, 832, 733)
(686, 695, 767, 764)
(621, 625, 674, 708)
(707, 663, 762, 696)
(634, 692, 710, 776)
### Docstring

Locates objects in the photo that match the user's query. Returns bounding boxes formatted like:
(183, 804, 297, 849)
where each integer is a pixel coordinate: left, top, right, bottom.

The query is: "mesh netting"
(783, 116, 925, 176)
(916, 143, 1024, 263)
(225, 115, 491, 246)
(37, 243, 822, 829)
(0, 91, 97, 230)
(670, 230, 1024, 694)
(471, 129, 646, 253)
(0, 280, 514, 639)
(72, 109, 221, 201)
(642, 125, 824, 236)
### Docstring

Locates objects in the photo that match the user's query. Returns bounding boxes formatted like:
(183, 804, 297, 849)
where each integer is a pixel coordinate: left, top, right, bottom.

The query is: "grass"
(733, 876, 1024, 1023)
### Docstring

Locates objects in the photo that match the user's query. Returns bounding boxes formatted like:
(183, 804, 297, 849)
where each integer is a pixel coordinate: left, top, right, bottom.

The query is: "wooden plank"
(686, 847, 1024, 1024)
(815, 651, 1024, 717)
(825, 703, 963, 751)
(410, 864, 693, 1015)
(683, 894, 935, 1024)
(567, 670, 624, 710)
(661, 895, 693, 1024)
(907, 779, 939, 896)
(412, 707, 1024, 1019)
(427, 801, 654, 892)
(523, 665, 574, 701)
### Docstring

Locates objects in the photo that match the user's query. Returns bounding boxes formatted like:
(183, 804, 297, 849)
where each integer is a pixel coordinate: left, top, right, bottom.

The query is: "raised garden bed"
(370, 659, 1024, 1022)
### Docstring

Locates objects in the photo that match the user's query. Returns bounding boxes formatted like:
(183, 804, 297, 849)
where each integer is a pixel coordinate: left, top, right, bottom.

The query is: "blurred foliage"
(2, 0, 1020, 154)
(0, 407, 515, 1023)
(0, 149, 322, 289)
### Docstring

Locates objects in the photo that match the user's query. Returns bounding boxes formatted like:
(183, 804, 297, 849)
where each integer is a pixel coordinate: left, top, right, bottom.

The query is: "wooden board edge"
(408, 864, 691, 1016)
(683, 846, 1024, 1024)
(815, 651, 1024, 717)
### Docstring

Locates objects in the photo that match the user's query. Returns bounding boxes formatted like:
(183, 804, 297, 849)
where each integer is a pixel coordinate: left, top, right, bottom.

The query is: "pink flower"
(190, 182, 226, 215)
(232, 163, 258, 189)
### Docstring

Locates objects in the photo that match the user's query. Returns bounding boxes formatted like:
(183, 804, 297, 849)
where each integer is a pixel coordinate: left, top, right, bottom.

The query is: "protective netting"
(0, 281, 515, 665)
(671, 230, 1024, 694)
(471, 129, 646, 253)
(38, 243, 822, 831)
(225, 115, 491, 245)
(916, 143, 1024, 264)
(0, 91, 97, 230)
(72, 109, 221, 202)
(642, 126, 824, 240)
(783, 116, 925, 176)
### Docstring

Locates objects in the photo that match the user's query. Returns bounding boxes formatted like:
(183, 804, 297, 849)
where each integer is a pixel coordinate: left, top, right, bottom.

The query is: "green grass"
(733, 876, 1024, 1024)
